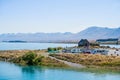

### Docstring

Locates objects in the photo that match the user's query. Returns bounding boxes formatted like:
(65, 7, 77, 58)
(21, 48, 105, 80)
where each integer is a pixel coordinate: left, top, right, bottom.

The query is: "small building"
(107, 49, 120, 56)
(92, 49, 109, 55)
(71, 48, 82, 53)
(62, 47, 73, 53)
(92, 49, 120, 56)
(78, 39, 90, 47)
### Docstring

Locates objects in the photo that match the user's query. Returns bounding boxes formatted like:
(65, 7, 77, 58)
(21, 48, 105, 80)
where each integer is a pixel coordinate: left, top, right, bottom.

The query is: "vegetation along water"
(0, 43, 120, 80)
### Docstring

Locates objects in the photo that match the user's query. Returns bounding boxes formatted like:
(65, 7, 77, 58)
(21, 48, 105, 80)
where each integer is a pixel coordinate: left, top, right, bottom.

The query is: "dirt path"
(49, 56, 86, 68)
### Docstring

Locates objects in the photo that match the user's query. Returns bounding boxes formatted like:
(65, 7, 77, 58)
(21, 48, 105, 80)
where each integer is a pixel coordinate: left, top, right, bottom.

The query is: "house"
(62, 47, 73, 53)
(92, 49, 109, 55)
(78, 39, 90, 47)
(92, 49, 120, 56)
(71, 48, 82, 53)
(63, 47, 91, 54)
(107, 49, 120, 56)
(64, 39, 91, 53)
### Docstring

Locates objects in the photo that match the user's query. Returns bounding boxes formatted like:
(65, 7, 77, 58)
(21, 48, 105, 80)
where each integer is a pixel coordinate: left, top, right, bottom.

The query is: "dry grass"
(41, 57, 68, 67)
(0, 50, 47, 60)
(0, 50, 68, 67)
(50, 54, 120, 68)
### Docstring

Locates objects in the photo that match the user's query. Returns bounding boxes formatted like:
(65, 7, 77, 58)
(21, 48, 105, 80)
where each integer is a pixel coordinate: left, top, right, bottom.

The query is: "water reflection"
(22, 66, 35, 73)
(0, 62, 120, 80)
(21, 66, 46, 80)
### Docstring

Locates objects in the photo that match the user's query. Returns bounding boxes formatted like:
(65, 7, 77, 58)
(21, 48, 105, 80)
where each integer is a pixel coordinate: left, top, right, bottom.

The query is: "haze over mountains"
(0, 26, 120, 42)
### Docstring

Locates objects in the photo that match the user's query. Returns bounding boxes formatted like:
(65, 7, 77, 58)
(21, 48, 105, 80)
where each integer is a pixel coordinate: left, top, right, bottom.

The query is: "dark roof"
(78, 39, 90, 47)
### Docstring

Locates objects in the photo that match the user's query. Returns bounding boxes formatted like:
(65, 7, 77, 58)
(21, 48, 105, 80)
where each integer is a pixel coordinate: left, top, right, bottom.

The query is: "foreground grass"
(50, 53, 120, 70)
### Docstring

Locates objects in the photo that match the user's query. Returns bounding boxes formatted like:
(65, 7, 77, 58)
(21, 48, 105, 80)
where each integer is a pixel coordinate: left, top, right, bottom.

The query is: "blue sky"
(0, 0, 120, 33)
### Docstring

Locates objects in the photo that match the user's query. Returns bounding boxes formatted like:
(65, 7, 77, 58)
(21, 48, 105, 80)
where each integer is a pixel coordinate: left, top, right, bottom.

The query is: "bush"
(48, 47, 63, 52)
(22, 51, 37, 65)
(33, 56, 44, 65)
(48, 47, 54, 51)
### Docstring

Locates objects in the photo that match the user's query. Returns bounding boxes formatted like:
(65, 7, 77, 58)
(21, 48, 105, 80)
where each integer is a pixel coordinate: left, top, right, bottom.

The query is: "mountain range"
(0, 26, 120, 42)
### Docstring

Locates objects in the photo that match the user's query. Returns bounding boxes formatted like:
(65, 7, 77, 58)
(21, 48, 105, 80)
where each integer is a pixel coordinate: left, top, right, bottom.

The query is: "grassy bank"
(0, 50, 68, 67)
(50, 54, 120, 70)
(0, 50, 120, 71)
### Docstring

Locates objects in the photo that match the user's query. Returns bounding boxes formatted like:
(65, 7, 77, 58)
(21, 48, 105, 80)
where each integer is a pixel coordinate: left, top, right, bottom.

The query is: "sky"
(0, 0, 120, 33)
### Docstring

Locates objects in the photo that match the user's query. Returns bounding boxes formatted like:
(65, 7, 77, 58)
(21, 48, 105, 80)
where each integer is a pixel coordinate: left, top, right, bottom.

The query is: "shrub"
(33, 56, 44, 65)
(22, 51, 37, 65)
(48, 47, 63, 52)
(48, 47, 54, 51)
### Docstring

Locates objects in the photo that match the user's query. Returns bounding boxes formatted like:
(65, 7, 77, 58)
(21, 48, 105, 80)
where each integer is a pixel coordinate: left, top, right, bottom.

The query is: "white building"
(107, 49, 120, 56)
(92, 49, 109, 55)
(63, 47, 120, 56)
(71, 48, 82, 53)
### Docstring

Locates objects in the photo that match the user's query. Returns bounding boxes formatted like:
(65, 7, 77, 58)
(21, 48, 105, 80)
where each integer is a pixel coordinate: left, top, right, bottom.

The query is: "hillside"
(73, 26, 120, 40)
(0, 26, 120, 42)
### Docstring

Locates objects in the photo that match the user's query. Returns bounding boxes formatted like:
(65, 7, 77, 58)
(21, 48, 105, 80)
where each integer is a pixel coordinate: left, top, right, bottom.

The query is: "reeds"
(50, 54, 120, 67)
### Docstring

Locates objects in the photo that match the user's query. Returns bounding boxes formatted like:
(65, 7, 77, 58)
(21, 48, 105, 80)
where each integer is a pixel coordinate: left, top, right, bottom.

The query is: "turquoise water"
(0, 42, 77, 50)
(0, 61, 120, 80)
(0, 42, 120, 50)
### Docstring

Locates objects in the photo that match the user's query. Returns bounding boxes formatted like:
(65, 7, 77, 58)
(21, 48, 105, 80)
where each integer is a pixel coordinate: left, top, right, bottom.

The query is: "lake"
(0, 42, 120, 50)
(0, 42, 77, 50)
(0, 61, 120, 80)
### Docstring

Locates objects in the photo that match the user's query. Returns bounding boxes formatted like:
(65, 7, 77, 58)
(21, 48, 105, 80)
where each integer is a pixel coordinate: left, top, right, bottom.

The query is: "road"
(49, 56, 86, 68)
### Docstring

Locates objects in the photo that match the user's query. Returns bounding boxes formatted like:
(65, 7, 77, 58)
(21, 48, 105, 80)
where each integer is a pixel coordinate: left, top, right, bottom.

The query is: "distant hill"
(73, 26, 120, 40)
(0, 26, 120, 42)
